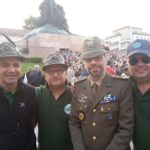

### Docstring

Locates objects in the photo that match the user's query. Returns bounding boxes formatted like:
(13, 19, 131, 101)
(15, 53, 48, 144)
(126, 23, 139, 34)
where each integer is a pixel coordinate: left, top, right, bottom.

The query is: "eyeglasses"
(129, 55, 150, 66)
(46, 69, 66, 75)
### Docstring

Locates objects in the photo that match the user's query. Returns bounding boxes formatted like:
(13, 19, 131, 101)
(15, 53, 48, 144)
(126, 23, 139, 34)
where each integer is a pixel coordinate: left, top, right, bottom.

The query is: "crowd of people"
(23, 47, 130, 88)
(0, 36, 150, 150)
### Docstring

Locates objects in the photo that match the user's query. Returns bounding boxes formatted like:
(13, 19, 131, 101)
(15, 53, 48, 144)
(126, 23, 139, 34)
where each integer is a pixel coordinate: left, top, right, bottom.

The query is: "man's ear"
(43, 72, 46, 78)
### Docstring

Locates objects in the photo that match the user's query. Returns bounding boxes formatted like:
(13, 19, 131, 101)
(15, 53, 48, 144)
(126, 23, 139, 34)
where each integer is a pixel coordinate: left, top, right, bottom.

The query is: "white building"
(105, 26, 150, 51)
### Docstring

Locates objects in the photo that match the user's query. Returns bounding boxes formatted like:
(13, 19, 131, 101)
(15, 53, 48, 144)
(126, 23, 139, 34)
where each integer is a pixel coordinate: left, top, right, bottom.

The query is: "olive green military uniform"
(69, 74, 134, 150)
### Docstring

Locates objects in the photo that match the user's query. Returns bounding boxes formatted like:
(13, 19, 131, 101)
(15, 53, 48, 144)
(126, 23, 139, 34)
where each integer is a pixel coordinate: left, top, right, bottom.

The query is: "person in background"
(0, 42, 37, 150)
(71, 71, 81, 85)
(35, 53, 73, 150)
(121, 66, 130, 78)
(28, 64, 44, 87)
(127, 39, 150, 150)
(69, 37, 134, 150)
(67, 65, 75, 86)
(105, 60, 116, 76)
(81, 66, 89, 77)
(22, 67, 32, 84)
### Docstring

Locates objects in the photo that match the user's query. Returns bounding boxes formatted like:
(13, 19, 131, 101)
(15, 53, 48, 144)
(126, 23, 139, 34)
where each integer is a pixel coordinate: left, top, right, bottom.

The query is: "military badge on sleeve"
(20, 102, 26, 108)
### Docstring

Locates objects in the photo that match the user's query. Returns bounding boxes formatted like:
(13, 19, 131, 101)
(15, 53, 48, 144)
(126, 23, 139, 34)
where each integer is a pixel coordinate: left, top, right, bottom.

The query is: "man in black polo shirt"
(127, 39, 150, 150)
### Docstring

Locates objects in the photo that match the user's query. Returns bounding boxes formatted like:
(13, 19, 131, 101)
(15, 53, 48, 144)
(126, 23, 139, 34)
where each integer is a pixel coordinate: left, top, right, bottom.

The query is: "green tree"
(23, 15, 38, 30)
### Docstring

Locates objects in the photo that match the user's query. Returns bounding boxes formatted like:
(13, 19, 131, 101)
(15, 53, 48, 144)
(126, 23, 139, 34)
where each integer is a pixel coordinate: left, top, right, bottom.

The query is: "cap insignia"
(133, 42, 141, 49)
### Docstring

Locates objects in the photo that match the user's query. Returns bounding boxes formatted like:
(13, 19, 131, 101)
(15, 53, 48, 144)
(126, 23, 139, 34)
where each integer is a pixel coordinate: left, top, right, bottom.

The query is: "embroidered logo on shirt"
(20, 102, 26, 108)
(64, 104, 71, 115)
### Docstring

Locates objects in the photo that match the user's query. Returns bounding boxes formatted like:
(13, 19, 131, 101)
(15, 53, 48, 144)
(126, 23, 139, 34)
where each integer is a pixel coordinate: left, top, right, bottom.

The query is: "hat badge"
(133, 42, 141, 49)
(87, 40, 94, 48)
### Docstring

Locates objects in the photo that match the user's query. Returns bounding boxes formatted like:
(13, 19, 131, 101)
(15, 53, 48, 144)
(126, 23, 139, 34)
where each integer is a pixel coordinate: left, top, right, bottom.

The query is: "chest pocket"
(100, 103, 118, 112)
(76, 92, 90, 112)
(77, 101, 89, 113)
(99, 103, 119, 126)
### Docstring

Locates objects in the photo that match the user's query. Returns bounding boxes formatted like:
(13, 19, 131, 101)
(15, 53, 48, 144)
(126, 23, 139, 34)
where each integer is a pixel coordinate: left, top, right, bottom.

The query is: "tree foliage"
(23, 15, 38, 30)
(23, 0, 70, 33)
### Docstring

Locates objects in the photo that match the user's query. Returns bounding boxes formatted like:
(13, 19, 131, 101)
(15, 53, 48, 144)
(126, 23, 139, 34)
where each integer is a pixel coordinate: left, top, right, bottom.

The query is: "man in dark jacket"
(0, 41, 37, 150)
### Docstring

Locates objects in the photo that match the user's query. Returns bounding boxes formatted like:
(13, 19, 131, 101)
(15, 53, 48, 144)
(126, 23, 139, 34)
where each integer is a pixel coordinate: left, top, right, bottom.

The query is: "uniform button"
(92, 122, 96, 126)
(12, 131, 16, 135)
(92, 136, 96, 140)
(93, 109, 96, 112)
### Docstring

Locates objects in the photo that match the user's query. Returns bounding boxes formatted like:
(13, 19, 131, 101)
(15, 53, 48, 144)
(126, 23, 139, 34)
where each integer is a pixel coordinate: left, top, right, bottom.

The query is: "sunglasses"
(129, 55, 150, 66)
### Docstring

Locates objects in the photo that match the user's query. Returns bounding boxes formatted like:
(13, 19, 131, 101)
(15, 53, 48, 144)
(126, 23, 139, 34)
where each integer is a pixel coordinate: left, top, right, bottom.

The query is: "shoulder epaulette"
(112, 75, 129, 80)
(75, 77, 87, 83)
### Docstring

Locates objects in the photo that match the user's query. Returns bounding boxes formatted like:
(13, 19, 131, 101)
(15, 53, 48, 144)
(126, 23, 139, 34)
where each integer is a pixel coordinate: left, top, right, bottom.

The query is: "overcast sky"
(0, 0, 149, 38)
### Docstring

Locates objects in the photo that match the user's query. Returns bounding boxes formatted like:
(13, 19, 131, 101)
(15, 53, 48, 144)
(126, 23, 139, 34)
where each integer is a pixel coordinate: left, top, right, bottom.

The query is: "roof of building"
(0, 28, 30, 36)
(105, 33, 121, 40)
(133, 31, 150, 36)
(113, 26, 142, 33)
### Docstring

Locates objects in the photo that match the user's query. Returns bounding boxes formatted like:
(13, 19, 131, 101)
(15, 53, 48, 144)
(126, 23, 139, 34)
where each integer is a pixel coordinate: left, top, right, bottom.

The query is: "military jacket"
(69, 74, 134, 150)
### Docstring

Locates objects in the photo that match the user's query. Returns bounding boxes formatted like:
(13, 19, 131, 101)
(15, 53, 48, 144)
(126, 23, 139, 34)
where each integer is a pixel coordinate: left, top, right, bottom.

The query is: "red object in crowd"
(105, 66, 116, 75)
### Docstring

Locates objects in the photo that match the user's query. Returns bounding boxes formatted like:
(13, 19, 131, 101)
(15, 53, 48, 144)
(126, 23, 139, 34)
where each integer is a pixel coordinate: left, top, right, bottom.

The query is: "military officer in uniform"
(69, 37, 134, 150)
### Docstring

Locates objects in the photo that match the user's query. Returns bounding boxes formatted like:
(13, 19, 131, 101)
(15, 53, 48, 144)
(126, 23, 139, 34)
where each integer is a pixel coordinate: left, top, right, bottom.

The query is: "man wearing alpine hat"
(35, 53, 73, 150)
(69, 37, 134, 150)
(0, 42, 37, 150)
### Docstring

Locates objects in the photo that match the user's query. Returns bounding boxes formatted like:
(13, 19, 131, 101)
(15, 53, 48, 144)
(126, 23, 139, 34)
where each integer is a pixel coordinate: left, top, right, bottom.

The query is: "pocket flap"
(100, 104, 118, 112)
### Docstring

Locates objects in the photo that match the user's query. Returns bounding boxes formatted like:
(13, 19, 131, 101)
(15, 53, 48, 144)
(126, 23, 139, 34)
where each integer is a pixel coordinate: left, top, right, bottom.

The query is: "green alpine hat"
(43, 53, 68, 71)
(0, 42, 25, 61)
(80, 37, 108, 59)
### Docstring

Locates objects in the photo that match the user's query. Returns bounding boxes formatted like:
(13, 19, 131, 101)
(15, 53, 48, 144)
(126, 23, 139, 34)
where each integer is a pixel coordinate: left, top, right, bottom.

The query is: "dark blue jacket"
(27, 70, 44, 87)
